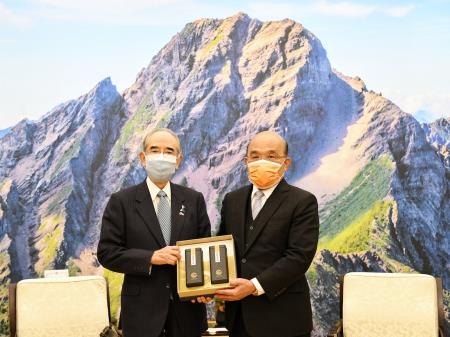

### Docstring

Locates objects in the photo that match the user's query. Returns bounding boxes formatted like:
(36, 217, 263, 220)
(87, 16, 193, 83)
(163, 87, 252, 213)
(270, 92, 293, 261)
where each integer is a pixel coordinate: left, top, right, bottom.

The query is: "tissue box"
(176, 234, 237, 300)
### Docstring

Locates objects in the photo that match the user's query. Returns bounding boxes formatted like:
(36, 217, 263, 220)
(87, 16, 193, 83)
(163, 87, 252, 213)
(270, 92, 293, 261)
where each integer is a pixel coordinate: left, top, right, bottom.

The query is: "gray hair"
(142, 128, 182, 154)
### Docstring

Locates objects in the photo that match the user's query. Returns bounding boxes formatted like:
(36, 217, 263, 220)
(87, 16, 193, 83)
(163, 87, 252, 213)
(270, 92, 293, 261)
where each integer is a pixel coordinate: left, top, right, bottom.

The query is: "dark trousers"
(230, 306, 310, 337)
(158, 299, 201, 337)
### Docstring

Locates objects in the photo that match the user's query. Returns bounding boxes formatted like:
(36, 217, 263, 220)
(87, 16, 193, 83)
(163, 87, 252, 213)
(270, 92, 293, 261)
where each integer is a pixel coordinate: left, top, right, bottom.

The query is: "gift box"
(176, 234, 237, 300)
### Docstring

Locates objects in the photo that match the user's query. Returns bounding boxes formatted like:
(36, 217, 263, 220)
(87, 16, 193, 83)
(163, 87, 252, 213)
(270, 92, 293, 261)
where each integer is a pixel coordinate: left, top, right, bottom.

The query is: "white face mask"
(145, 153, 177, 182)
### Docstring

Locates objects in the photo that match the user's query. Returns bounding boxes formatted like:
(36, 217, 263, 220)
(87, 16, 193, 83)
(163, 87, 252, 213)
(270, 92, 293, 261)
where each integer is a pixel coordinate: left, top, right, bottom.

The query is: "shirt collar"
(251, 181, 279, 200)
(146, 177, 171, 202)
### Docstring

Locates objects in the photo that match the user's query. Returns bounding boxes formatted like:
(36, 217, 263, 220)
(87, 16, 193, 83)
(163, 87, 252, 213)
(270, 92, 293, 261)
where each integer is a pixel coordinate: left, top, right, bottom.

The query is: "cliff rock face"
(0, 78, 124, 280)
(0, 13, 448, 336)
(423, 117, 450, 168)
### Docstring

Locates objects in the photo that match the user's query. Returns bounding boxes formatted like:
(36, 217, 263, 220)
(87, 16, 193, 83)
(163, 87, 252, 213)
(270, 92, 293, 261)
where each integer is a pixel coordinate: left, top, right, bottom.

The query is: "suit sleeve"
(196, 192, 211, 238)
(97, 193, 154, 276)
(256, 193, 319, 300)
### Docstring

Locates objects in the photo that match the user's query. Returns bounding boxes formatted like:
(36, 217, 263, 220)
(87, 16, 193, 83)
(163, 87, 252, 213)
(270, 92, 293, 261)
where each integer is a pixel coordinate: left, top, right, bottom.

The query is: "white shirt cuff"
(148, 264, 153, 275)
(251, 278, 265, 296)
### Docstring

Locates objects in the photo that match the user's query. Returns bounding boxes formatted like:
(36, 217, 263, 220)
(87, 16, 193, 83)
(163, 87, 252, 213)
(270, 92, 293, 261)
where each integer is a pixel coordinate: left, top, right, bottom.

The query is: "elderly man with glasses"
(97, 128, 211, 337)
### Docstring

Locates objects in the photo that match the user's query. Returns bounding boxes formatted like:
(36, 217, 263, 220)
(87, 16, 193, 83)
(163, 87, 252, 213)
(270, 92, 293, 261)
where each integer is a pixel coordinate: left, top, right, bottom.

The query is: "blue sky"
(1, 0, 449, 128)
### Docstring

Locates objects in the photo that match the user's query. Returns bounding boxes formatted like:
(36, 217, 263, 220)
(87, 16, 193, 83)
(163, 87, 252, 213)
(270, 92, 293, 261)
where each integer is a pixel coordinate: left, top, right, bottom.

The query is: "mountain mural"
(0, 12, 448, 336)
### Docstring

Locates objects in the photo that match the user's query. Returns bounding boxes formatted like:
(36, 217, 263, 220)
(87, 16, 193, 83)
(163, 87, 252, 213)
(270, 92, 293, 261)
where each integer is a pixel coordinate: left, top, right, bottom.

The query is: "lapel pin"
(179, 204, 186, 216)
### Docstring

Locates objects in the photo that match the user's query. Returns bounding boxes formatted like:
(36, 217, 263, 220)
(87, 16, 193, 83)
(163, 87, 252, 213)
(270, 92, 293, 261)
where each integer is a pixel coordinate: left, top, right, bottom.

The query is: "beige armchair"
(9, 276, 112, 337)
(328, 272, 447, 337)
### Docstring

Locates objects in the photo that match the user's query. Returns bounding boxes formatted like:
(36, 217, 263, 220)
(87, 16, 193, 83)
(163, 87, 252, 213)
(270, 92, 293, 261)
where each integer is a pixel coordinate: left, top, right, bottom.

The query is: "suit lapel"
(169, 183, 186, 245)
(244, 179, 290, 256)
(135, 180, 166, 248)
(233, 185, 252, 256)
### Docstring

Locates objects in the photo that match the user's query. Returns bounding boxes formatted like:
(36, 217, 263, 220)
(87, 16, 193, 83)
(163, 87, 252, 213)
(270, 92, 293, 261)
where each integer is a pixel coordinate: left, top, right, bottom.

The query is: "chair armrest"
(327, 320, 343, 337)
(9, 283, 17, 337)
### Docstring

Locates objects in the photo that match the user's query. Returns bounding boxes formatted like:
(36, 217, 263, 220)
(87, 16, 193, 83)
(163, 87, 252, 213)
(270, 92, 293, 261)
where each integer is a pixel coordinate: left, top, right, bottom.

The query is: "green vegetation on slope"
(319, 155, 394, 242)
(319, 200, 394, 253)
(51, 137, 82, 179)
(46, 185, 72, 215)
(103, 269, 124, 325)
(113, 85, 159, 161)
(0, 252, 10, 336)
(35, 213, 65, 275)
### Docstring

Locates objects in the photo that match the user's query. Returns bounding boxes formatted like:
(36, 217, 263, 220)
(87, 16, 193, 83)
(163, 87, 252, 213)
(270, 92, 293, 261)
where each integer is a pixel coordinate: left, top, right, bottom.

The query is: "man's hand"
(150, 246, 181, 265)
(191, 296, 213, 304)
(215, 278, 256, 301)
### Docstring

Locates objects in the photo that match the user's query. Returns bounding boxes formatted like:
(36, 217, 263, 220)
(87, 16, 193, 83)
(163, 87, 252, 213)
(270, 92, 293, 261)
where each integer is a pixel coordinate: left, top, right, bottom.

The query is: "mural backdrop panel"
(0, 13, 449, 336)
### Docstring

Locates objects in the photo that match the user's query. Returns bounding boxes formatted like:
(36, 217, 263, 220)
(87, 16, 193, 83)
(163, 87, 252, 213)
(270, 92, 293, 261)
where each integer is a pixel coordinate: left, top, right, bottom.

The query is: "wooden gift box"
(176, 234, 237, 300)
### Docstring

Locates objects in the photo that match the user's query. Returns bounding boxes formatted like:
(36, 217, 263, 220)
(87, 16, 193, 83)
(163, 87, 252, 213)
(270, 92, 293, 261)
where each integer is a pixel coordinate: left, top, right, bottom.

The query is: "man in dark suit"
(97, 128, 211, 337)
(215, 131, 320, 337)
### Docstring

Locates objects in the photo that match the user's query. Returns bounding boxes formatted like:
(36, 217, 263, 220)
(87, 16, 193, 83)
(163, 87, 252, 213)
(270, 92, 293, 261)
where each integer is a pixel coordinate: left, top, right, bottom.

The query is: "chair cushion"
(16, 276, 110, 337)
(343, 272, 439, 337)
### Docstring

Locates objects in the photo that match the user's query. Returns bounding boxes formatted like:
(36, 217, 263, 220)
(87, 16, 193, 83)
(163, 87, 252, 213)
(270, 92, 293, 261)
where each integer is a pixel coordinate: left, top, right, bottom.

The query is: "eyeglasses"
(146, 145, 180, 156)
(245, 154, 286, 163)
(146, 150, 178, 156)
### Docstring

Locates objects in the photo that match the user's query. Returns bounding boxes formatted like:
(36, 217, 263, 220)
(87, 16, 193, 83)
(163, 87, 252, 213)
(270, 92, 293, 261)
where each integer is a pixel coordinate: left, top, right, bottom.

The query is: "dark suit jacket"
(97, 180, 211, 337)
(218, 179, 319, 337)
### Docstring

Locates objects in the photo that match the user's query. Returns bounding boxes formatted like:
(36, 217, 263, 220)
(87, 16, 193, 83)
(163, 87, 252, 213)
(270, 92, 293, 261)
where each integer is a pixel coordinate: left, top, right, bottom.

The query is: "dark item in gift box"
(209, 245, 229, 284)
(185, 248, 204, 287)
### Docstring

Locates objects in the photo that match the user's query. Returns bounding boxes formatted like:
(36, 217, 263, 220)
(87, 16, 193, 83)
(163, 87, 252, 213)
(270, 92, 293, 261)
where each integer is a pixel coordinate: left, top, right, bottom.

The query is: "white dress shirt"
(146, 177, 172, 211)
(250, 181, 280, 296)
(146, 177, 172, 274)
